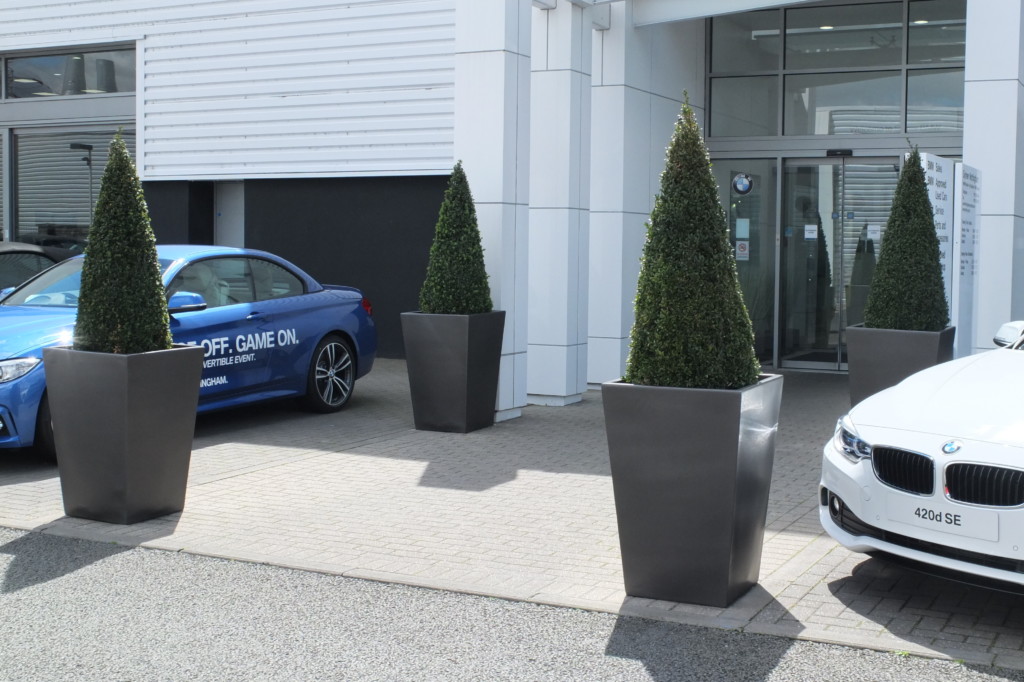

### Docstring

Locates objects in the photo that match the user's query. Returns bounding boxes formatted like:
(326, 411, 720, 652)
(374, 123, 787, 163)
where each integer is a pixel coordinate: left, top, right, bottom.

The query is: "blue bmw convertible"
(0, 245, 376, 458)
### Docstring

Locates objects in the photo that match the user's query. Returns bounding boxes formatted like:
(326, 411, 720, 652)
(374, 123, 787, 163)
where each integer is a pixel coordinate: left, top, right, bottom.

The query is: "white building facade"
(0, 0, 1017, 417)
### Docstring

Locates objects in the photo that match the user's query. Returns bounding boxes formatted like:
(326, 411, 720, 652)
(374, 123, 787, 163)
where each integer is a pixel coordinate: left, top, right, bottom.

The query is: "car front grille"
(872, 446, 934, 495)
(946, 463, 1024, 507)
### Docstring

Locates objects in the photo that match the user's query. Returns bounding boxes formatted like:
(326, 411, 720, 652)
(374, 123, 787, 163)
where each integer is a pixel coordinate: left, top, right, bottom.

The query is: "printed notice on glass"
(804, 224, 817, 240)
(735, 240, 750, 261)
(735, 218, 750, 239)
(867, 224, 881, 243)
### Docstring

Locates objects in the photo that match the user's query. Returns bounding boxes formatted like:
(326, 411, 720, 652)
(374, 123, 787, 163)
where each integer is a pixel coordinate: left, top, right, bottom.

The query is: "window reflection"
(907, 68, 965, 132)
(784, 72, 901, 135)
(711, 10, 780, 73)
(786, 4, 903, 69)
(909, 0, 967, 64)
(6, 49, 134, 98)
(14, 130, 136, 251)
(710, 76, 779, 137)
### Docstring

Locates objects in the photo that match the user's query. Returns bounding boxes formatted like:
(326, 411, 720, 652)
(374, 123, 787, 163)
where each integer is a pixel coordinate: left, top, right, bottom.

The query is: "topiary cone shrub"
(418, 161, 493, 315)
(623, 98, 760, 389)
(75, 132, 173, 354)
(862, 147, 949, 331)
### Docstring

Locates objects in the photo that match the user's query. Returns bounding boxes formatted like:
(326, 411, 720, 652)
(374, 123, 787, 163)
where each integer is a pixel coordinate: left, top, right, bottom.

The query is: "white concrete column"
(587, 4, 705, 384)
(527, 1, 593, 405)
(455, 0, 531, 420)
(962, 0, 1024, 352)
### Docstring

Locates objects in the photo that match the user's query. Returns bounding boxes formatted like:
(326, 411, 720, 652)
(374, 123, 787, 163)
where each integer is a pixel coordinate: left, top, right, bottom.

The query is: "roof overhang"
(633, 0, 819, 26)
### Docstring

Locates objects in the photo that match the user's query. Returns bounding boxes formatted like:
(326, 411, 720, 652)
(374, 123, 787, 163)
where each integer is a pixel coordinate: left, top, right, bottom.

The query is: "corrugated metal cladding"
(1, 0, 456, 180)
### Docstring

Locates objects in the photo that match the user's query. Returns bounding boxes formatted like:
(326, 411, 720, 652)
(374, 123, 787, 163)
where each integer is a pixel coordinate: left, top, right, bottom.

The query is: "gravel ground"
(0, 527, 1021, 682)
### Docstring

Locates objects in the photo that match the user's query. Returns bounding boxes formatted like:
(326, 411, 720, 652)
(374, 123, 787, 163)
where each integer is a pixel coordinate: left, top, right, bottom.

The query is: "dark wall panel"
(144, 181, 214, 244)
(244, 176, 446, 358)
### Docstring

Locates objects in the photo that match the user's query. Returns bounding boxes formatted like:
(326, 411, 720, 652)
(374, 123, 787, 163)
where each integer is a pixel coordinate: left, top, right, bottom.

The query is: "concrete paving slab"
(2, 358, 1024, 671)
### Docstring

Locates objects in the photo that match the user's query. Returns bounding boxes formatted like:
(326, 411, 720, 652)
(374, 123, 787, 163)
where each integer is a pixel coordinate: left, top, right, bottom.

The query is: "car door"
(167, 257, 274, 403)
(246, 257, 320, 393)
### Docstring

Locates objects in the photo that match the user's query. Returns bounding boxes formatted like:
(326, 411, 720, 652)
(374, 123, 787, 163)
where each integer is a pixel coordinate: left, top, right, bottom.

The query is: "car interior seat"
(178, 262, 229, 308)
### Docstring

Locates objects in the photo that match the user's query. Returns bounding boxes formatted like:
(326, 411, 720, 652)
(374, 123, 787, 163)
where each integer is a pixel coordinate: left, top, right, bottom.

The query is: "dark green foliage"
(418, 161, 493, 315)
(863, 147, 949, 331)
(624, 100, 760, 390)
(75, 133, 173, 354)
(814, 212, 835, 348)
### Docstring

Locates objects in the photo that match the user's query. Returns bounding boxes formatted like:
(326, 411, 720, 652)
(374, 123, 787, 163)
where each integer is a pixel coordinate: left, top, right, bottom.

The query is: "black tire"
(302, 335, 355, 413)
(33, 394, 57, 463)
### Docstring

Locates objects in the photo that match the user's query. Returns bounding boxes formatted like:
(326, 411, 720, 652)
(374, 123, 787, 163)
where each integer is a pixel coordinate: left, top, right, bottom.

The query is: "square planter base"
(846, 325, 955, 406)
(401, 311, 505, 433)
(602, 375, 783, 608)
(43, 345, 205, 524)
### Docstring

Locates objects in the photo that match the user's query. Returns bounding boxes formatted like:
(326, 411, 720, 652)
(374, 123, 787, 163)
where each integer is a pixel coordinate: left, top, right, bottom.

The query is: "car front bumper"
(0, 363, 46, 449)
(820, 440, 1024, 588)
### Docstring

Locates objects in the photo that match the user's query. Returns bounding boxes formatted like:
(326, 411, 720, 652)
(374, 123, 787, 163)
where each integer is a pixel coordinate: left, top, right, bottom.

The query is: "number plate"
(886, 494, 999, 542)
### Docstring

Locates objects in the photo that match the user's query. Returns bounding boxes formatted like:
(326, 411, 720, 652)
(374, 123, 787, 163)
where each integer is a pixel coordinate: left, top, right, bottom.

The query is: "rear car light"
(361, 298, 373, 316)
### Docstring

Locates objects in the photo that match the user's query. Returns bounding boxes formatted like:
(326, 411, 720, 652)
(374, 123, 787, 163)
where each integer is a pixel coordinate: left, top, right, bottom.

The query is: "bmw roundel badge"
(732, 173, 753, 195)
(941, 440, 962, 455)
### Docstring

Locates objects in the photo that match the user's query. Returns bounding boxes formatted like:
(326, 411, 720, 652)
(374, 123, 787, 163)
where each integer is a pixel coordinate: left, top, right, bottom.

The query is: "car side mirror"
(0, 286, 14, 301)
(993, 321, 1024, 347)
(168, 291, 208, 314)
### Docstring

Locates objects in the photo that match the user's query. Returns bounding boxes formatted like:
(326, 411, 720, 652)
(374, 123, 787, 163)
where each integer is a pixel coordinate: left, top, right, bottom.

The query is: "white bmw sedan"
(820, 322, 1024, 587)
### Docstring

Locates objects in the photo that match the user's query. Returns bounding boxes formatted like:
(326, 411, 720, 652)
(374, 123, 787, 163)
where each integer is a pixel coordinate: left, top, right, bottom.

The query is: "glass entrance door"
(780, 157, 899, 369)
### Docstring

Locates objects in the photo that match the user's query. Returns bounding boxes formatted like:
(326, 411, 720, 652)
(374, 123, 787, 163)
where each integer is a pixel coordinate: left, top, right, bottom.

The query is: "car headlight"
(0, 357, 41, 383)
(832, 415, 872, 463)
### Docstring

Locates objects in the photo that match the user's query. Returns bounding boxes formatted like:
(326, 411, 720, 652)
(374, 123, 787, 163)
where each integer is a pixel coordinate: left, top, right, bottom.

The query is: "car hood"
(850, 348, 1024, 447)
(0, 307, 75, 359)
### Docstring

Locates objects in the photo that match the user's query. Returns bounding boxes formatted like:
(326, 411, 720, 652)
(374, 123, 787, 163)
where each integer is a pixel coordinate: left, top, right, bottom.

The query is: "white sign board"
(921, 153, 954, 311)
(953, 163, 980, 358)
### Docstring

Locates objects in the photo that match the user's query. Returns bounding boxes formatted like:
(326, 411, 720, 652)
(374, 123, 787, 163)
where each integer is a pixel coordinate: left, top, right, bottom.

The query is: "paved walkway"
(3, 359, 1024, 672)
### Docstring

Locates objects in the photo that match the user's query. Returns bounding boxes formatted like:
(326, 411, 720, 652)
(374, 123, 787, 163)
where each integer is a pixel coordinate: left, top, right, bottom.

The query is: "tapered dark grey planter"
(401, 310, 505, 433)
(846, 324, 955, 406)
(43, 344, 205, 524)
(602, 374, 783, 608)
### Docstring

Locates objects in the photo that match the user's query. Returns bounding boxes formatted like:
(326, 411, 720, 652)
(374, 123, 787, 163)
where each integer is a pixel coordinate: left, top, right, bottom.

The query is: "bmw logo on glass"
(732, 173, 753, 195)
(941, 440, 963, 455)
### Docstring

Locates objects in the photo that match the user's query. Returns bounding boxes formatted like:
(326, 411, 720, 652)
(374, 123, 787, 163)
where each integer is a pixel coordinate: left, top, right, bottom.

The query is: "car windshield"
(2, 258, 175, 308)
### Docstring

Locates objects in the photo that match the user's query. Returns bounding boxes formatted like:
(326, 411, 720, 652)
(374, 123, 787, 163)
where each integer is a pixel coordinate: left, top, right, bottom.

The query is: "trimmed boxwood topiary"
(75, 132, 173, 354)
(624, 98, 760, 390)
(863, 147, 949, 332)
(418, 161, 493, 315)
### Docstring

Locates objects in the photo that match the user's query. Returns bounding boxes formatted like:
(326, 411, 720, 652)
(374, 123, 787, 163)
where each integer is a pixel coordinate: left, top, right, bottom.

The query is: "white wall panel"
(0, 0, 457, 179)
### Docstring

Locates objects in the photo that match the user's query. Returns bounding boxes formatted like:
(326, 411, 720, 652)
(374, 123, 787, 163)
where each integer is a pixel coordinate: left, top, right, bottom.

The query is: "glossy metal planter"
(602, 374, 783, 608)
(401, 310, 505, 433)
(846, 324, 955, 406)
(43, 344, 205, 524)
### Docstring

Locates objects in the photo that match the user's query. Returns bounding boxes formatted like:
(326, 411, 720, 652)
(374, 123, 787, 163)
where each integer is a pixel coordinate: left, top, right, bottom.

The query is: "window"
(5, 49, 135, 99)
(251, 259, 304, 301)
(14, 130, 135, 251)
(710, 76, 779, 137)
(909, 0, 967, 64)
(784, 72, 901, 135)
(785, 4, 903, 69)
(168, 258, 304, 309)
(708, 1, 965, 138)
(711, 10, 779, 73)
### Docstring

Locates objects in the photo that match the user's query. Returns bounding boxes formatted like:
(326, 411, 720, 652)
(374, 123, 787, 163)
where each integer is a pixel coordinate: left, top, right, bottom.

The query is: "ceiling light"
(820, 25, 834, 30)
(913, 19, 929, 25)
(13, 78, 36, 83)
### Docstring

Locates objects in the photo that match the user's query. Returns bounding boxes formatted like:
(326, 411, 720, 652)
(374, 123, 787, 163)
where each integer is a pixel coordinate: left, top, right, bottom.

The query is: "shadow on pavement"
(830, 554, 1024, 675)
(186, 361, 851, 494)
(0, 531, 132, 593)
(604, 611, 795, 681)
(0, 448, 57, 487)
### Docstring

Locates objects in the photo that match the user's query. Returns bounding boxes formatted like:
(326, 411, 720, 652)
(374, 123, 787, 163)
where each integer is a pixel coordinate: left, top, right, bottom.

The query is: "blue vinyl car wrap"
(0, 245, 376, 455)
